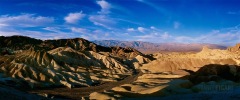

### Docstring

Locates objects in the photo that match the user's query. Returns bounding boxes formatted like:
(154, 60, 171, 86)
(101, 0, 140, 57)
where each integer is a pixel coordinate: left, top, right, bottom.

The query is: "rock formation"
(0, 36, 143, 89)
(228, 43, 240, 53)
(140, 47, 239, 73)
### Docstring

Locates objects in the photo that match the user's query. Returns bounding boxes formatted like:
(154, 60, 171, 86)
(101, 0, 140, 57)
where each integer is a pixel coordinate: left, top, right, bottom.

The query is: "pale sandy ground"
(89, 48, 240, 100)
(89, 72, 240, 100)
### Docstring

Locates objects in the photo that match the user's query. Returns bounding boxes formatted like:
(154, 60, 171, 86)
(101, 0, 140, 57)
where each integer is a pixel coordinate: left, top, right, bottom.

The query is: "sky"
(0, 0, 240, 45)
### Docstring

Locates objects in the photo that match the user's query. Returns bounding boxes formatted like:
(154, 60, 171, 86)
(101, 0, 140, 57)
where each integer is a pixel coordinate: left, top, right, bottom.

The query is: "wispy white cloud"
(88, 0, 117, 29)
(89, 0, 141, 30)
(137, 0, 170, 16)
(64, 11, 86, 24)
(0, 14, 54, 27)
(89, 15, 116, 29)
(135, 31, 172, 42)
(0, 13, 82, 40)
(97, 0, 111, 14)
(71, 27, 88, 34)
(126, 26, 162, 35)
(0, 29, 75, 40)
(161, 32, 171, 39)
(127, 28, 135, 32)
(150, 26, 156, 29)
(117, 18, 142, 25)
(87, 29, 113, 40)
(0, 23, 8, 27)
(43, 27, 62, 33)
(138, 27, 145, 33)
(0, 31, 20, 36)
(173, 26, 240, 45)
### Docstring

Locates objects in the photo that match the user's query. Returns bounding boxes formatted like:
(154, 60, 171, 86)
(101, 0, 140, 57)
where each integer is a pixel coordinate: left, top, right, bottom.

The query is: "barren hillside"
(0, 36, 144, 89)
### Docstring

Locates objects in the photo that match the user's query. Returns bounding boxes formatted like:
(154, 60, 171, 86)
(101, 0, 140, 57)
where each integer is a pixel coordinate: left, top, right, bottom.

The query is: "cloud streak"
(127, 28, 135, 32)
(88, 0, 117, 29)
(97, 0, 111, 14)
(65, 11, 86, 24)
(71, 27, 88, 34)
(0, 29, 75, 40)
(137, 0, 170, 16)
(134, 31, 172, 42)
(43, 27, 63, 33)
(89, 15, 116, 29)
(0, 14, 54, 27)
(138, 27, 145, 33)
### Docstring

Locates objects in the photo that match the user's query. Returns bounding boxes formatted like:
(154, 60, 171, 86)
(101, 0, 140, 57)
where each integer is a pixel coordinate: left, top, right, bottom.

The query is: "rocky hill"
(0, 36, 143, 89)
(228, 43, 240, 53)
(87, 46, 240, 100)
(0, 35, 42, 50)
(93, 40, 227, 53)
(140, 47, 239, 73)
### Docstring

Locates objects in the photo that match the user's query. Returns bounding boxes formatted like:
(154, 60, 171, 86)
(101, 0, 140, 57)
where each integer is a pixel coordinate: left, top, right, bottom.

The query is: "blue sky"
(0, 0, 240, 45)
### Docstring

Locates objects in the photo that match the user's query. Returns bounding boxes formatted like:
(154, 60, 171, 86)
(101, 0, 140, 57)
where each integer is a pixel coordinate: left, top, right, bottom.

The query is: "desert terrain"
(1, 36, 240, 100)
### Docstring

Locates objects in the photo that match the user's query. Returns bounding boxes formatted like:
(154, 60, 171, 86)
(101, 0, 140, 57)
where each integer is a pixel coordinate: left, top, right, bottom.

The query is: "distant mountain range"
(93, 40, 227, 53)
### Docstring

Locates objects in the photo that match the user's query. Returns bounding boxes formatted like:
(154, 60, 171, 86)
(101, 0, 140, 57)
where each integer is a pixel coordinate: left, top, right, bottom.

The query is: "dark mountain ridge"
(0, 35, 142, 59)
